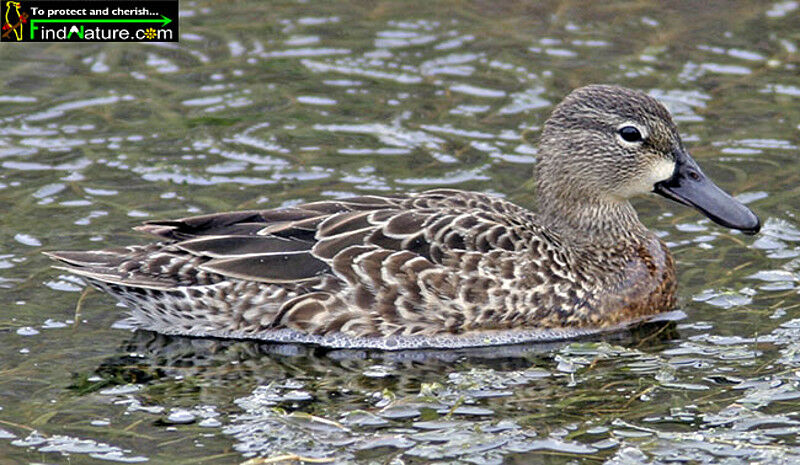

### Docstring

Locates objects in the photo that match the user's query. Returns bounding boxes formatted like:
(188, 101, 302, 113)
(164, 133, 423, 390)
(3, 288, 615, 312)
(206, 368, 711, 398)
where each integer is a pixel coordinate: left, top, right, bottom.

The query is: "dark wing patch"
(138, 211, 266, 240)
(139, 208, 331, 241)
(176, 235, 311, 258)
(138, 222, 269, 240)
(199, 252, 329, 283)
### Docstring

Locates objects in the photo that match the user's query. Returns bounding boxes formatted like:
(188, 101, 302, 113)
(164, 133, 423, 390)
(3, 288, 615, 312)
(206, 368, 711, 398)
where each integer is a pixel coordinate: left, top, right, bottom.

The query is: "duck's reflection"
(86, 310, 683, 391)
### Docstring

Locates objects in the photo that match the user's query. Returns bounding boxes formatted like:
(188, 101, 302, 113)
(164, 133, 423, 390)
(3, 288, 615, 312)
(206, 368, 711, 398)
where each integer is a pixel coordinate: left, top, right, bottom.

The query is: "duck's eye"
(619, 126, 643, 143)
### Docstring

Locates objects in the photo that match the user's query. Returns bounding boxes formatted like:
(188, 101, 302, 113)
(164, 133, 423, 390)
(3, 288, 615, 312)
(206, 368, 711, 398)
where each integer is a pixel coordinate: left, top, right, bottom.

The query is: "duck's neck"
(538, 193, 649, 246)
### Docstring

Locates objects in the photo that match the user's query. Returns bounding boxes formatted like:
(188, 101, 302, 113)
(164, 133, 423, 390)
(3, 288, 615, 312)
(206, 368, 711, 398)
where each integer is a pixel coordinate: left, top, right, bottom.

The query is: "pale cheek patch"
(614, 158, 676, 199)
(649, 158, 676, 184)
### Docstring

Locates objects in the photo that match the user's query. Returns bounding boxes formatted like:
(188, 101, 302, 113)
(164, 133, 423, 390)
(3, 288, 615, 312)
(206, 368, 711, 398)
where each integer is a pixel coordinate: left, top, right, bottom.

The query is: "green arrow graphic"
(30, 15, 172, 39)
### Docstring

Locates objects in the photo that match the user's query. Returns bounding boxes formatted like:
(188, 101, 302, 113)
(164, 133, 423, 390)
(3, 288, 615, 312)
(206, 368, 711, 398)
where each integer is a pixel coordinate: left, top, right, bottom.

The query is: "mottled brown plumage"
(45, 85, 759, 349)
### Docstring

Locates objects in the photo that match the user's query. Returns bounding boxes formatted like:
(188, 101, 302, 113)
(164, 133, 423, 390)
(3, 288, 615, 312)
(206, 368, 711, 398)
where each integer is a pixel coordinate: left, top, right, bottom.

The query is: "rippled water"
(1, 1, 800, 463)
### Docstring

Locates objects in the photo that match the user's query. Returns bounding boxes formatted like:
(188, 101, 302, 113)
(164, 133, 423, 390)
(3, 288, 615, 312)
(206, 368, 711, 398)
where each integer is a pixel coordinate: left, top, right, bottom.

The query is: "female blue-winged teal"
(46, 85, 760, 349)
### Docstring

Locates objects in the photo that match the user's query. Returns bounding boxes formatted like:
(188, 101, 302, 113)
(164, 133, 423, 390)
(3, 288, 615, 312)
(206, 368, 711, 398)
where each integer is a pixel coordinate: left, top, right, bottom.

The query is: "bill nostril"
(688, 170, 701, 182)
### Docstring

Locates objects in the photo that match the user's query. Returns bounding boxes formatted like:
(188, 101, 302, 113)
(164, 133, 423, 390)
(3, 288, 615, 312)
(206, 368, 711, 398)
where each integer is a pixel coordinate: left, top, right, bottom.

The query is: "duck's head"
(537, 84, 760, 235)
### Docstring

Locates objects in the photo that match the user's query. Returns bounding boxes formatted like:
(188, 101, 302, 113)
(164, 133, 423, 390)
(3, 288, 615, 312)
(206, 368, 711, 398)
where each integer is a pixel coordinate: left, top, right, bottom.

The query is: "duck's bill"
(653, 150, 760, 235)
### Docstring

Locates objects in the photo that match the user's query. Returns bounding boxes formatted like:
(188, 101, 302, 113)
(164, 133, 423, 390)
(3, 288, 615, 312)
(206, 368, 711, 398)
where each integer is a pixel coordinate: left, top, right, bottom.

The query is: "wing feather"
(199, 251, 329, 283)
(176, 235, 310, 258)
(48, 190, 552, 289)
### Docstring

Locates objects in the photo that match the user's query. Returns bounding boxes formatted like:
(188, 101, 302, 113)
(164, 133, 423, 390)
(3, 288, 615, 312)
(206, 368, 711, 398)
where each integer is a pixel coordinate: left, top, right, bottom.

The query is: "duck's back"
(47, 189, 674, 349)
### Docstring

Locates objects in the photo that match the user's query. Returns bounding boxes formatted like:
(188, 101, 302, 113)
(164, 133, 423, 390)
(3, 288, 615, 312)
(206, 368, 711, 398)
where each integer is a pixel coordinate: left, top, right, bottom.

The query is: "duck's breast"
(597, 234, 677, 326)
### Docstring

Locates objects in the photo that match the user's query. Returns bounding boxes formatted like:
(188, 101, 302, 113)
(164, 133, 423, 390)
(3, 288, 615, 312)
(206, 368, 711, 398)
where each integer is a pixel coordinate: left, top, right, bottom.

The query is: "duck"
(45, 85, 760, 350)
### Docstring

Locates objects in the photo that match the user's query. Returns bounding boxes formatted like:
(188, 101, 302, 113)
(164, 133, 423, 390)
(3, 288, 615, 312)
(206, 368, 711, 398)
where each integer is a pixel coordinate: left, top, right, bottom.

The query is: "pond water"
(1, 1, 800, 463)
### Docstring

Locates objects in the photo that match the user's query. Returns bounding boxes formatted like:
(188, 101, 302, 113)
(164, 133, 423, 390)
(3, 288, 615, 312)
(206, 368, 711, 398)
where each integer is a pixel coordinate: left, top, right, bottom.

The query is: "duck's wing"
(47, 189, 554, 288)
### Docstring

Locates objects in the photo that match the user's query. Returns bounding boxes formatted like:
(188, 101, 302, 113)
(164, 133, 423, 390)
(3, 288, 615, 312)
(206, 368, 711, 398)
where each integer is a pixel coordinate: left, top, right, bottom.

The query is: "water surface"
(1, 1, 800, 463)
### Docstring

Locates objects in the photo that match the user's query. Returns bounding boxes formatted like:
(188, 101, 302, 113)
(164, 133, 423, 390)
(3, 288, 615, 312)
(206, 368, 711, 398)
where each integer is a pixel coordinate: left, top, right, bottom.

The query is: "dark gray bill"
(653, 149, 760, 235)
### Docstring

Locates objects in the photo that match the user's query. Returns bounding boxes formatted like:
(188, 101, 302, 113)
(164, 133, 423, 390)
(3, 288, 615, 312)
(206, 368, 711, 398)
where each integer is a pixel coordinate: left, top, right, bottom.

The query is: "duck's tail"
(44, 248, 245, 336)
(44, 248, 175, 289)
